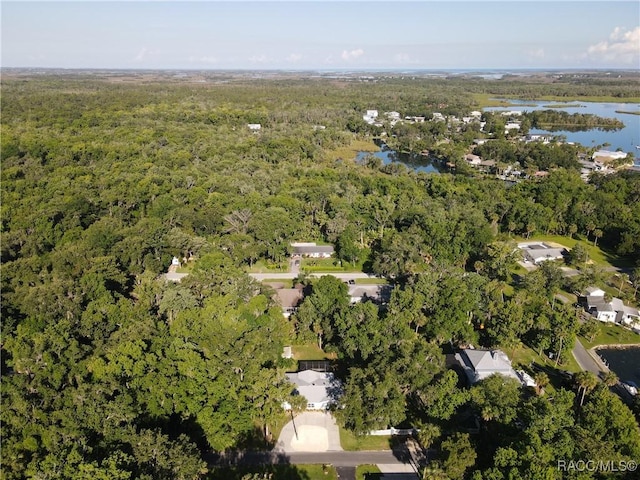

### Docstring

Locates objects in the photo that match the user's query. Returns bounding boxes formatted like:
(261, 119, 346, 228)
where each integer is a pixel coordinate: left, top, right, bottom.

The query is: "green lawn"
(292, 343, 336, 361)
(247, 259, 289, 273)
(261, 279, 295, 288)
(510, 341, 581, 374)
(208, 464, 337, 480)
(356, 465, 383, 480)
(579, 322, 640, 350)
(339, 429, 395, 451)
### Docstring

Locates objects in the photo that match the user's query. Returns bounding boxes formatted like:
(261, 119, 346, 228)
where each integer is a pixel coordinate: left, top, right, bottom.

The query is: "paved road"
(207, 450, 418, 468)
(250, 272, 376, 281)
(572, 338, 605, 375)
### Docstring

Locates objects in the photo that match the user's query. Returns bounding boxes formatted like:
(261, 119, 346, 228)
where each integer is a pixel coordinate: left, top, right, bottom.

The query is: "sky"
(2, 1, 639, 70)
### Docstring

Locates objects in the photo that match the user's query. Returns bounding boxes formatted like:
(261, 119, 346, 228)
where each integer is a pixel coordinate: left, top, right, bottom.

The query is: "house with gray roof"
(290, 242, 334, 258)
(283, 370, 342, 410)
(455, 349, 521, 385)
(518, 242, 566, 264)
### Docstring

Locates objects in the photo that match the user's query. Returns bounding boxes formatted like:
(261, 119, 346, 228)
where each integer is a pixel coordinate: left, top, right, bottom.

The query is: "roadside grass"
(354, 277, 388, 285)
(356, 465, 383, 480)
(261, 279, 294, 288)
(579, 322, 640, 350)
(339, 429, 396, 451)
(208, 464, 337, 480)
(325, 138, 379, 161)
(292, 343, 336, 361)
(302, 257, 367, 273)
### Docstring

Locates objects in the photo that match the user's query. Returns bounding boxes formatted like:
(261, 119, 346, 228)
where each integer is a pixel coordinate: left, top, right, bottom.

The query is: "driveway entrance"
(275, 411, 342, 452)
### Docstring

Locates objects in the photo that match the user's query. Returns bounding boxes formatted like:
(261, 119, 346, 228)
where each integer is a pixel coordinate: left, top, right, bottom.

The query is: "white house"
(247, 123, 262, 131)
(455, 349, 521, 385)
(291, 242, 334, 258)
(283, 370, 342, 410)
(465, 154, 482, 166)
(363, 110, 379, 124)
(583, 287, 640, 325)
(518, 242, 566, 264)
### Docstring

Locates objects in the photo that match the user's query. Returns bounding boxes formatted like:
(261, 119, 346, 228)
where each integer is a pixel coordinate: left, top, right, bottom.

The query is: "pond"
(355, 141, 445, 174)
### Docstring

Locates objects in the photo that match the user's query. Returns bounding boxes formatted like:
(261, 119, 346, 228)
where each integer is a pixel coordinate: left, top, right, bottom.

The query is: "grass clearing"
(292, 343, 336, 361)
(247, 259, 289, 273)
(325, 138, 379, 161)
(339, 429, 395, 451)
(580, 322, 640, 350)
(356, 465, 383, 480)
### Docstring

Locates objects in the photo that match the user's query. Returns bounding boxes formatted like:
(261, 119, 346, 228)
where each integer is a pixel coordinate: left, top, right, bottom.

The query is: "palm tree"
(575, 371, 598, 406)
(593, 229, 603, 247)
(601, 371, 619, 387)
(534, 372, 550, 396)
(618, 273, 630, 296)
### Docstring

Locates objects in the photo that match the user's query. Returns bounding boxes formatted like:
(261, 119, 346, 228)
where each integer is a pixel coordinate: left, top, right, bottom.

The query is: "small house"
(290, 242, 334, 258)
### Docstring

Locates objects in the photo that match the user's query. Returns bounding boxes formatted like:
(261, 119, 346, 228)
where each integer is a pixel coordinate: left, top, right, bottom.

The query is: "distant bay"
(484, 100, 640, 155)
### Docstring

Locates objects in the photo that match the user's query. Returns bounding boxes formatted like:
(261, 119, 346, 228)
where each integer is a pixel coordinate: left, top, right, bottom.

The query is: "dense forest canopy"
(1, 72, 639, 479)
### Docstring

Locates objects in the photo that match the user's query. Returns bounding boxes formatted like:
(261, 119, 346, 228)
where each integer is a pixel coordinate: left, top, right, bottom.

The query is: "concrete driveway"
(274, 411, 342, 453)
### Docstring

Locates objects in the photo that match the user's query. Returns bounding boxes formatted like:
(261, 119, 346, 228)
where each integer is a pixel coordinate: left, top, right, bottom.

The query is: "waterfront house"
(582, 287, 640, 326)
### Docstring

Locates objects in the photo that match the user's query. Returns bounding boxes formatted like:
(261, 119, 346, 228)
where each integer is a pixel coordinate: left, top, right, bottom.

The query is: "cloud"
(394, 52, 420, 65)
(341, 48, 364, 61)
(249, 54, 269, 64)
(188, 55, 218, 64)
(527, 48, 545, 59)
(586, 26, 640, 65)
(134, 47, 148, 62)
(286, 53, 303, 63)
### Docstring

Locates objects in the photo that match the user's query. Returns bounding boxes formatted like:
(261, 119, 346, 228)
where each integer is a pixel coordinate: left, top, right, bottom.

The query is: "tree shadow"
(206, 451, 312, 479)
